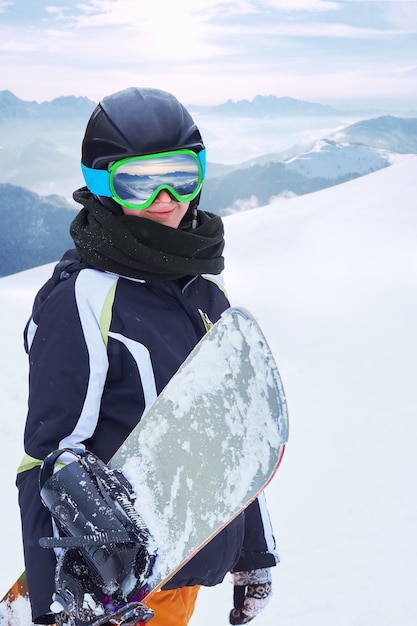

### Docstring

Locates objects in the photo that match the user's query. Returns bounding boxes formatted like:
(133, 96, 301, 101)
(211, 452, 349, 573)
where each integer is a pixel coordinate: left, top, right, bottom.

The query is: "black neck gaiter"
(70, 188, 225, 281)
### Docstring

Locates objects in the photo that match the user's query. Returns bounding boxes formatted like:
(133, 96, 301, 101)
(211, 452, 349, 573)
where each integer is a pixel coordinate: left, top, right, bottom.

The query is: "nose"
(154, 189, 173, 202)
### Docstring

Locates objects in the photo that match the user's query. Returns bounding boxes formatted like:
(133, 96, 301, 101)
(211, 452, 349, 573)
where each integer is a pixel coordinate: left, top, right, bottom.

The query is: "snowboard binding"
(39, 449, 156, 626)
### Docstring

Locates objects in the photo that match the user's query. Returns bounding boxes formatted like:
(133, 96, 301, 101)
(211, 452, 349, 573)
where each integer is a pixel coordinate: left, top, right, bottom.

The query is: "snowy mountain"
(1, 156, 416, 625)
(0, 91, 93, 204)
(332, 115, 417, 153)
(200, 115, 417, 214)
(284, 138, 391, 179)
(0, 184, 75, 277)
(0, 138, 81, 200)
(200, 139, 396, 215)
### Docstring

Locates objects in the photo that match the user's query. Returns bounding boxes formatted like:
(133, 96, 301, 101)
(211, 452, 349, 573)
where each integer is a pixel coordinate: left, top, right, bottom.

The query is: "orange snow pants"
(143, 586, 201, 626)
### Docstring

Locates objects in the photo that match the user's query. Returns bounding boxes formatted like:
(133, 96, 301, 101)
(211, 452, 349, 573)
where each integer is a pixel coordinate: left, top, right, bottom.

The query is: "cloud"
(223, 196, 260, 215)
(45, 0, 342, 31)
(210, 20, 398, 40)
(34, 2, 232, 63)
(0, 38, 38, 52)
(45, 6, 69, 20)
(73, 1, 224, 27)
(261, 0, 340, 10)
(63, 0, 412, 55)
(383, 0, 417, 31)
(0, 0, 416, 105)
(28, 0, 401, 77)
(0, 0, 13, 13)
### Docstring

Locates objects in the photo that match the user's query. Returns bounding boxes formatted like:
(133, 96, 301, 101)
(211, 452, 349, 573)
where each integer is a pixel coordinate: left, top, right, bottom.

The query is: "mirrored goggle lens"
(110, 152, 202, 208)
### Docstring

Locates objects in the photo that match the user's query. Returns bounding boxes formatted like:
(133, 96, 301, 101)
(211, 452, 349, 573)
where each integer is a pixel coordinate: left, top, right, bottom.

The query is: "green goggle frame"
(81, 148, 206, 210)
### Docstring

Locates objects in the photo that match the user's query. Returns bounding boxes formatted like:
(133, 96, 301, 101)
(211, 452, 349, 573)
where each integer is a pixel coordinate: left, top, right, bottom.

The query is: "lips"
(121, 198, 189, 228)
(148, 208, 175, 217)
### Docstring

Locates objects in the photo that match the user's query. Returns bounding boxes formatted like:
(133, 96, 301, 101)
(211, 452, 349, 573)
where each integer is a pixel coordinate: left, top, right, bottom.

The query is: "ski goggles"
(81, 148, 206, 210)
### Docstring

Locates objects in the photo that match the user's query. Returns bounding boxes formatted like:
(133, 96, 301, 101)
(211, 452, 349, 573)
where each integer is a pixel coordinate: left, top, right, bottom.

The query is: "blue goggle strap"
(81, 149, 206, 198)
(81, 163, 112, 196)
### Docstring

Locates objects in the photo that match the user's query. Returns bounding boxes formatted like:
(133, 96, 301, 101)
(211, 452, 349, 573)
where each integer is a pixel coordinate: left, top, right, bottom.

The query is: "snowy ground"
(1, 156, 417, 625)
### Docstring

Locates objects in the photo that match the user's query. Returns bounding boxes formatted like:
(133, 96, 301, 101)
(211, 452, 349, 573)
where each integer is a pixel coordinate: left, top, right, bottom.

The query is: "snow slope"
(1, 156, 417, 625)
(284, 138, 391, 179)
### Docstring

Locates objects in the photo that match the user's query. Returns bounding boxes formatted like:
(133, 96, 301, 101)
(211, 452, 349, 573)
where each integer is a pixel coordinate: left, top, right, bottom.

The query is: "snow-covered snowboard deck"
(111, 306, 288, 592)
(0, 307, 288, 625)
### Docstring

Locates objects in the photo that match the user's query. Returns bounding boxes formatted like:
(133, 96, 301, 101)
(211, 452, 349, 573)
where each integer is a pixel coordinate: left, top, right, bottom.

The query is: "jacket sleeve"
(232, 493, 279, 572)
(21, 269, 115, 466)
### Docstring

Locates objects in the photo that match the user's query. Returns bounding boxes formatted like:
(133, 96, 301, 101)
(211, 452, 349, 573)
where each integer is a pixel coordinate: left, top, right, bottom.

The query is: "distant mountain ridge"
(0, 90, 96, 119)
(0, 90, 340, 119)
(189, 94, 340, 117)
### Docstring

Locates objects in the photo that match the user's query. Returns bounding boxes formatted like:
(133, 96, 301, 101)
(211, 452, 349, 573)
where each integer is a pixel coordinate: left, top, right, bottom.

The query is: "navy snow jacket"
(18, 250, 278, 597)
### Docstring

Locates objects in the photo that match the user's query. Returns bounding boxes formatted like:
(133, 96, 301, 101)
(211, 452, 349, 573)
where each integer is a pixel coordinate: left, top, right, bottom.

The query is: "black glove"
(229, 568, 272, 625)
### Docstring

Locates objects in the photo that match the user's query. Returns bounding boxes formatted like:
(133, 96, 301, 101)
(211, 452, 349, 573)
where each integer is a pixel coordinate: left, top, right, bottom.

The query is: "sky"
(1, 156, 417, 625)
(0, 0, 417, 107)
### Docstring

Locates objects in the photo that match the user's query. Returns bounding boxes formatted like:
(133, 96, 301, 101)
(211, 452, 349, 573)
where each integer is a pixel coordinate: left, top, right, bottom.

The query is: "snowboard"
(0, 306, 288, 626)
